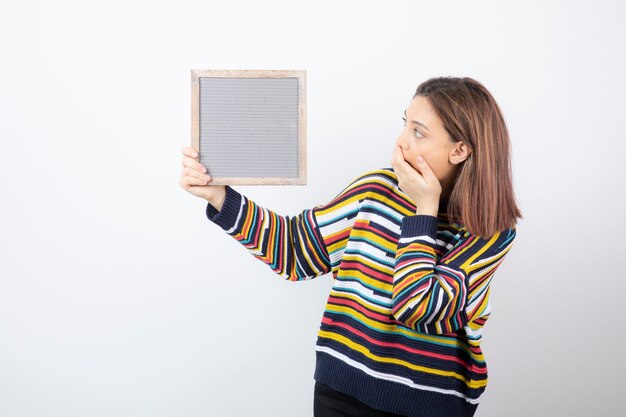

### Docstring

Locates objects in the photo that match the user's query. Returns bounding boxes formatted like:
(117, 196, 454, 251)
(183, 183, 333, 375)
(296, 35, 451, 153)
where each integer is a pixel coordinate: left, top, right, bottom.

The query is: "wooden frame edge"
(191, 69, 307, 185)
(191, 70, 200, 154)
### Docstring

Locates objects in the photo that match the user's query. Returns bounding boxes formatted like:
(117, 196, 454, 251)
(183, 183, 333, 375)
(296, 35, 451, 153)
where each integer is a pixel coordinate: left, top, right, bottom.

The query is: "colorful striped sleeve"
(311, 172, 377, 277)
(206, 186, 332, 281)
(392, 214, 517, 335)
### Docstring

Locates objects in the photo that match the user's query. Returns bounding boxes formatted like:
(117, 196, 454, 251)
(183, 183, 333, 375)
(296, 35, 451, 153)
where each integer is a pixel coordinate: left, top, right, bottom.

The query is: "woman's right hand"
(179, 146, 226, 211)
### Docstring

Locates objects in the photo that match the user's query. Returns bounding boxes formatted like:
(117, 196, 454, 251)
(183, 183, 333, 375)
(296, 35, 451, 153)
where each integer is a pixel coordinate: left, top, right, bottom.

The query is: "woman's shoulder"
(336, 167, 413, 206)
(345, 167, 399, 191)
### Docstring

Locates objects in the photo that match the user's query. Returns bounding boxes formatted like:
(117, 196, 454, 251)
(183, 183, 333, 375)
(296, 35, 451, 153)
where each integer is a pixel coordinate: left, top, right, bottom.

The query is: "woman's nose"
(396, 134, 407, 149)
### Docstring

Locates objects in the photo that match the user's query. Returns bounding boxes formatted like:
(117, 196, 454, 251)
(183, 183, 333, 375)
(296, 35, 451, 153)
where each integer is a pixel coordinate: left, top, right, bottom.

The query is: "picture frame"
(191, 69, 307, 185)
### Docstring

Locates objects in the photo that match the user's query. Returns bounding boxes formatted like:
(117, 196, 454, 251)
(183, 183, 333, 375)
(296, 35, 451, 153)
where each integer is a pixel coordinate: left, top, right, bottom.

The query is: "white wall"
(1, 1, 624, 416)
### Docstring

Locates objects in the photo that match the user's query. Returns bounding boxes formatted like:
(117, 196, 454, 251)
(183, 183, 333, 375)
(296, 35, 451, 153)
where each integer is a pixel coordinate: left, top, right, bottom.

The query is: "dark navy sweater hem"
(314, 351, 479, 417)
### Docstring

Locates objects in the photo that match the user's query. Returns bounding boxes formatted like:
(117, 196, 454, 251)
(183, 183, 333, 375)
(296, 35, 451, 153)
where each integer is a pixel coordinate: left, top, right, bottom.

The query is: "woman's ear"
(449, 141, 471, 165)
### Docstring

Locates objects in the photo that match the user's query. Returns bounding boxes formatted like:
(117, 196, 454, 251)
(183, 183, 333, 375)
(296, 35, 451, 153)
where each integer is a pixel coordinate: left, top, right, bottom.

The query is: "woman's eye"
(402, 116, 423, 138)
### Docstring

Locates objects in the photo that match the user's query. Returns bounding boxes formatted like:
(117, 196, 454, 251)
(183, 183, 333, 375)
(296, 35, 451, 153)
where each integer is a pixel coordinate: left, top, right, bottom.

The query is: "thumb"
(415, 155, 434, 179)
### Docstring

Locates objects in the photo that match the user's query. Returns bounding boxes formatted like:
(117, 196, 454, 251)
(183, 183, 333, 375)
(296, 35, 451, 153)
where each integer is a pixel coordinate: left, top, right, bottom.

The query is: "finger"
(181, 146, 199, 159)
(392, 147, 407, 178)
(391, 150, 403, 176)
(180, 175, 211, 190)
(184, 166, 212, 183)
(390, 147, 398, 167)
(184, 166, 211, 181)
(181, 174, 211, 188)
(392, 145, 406, 169)
(393, 146, 414, 176)
(181, 155, 207, 173)
(415, 155, 435, 181)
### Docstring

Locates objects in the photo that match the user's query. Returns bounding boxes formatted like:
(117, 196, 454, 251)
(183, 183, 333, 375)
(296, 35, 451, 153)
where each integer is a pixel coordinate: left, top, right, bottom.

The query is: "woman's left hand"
(391, 145, 442, 215)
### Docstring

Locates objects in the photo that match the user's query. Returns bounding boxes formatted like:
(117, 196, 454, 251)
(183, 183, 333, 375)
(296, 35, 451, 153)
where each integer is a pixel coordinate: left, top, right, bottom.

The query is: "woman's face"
(394, 95, 467, 185)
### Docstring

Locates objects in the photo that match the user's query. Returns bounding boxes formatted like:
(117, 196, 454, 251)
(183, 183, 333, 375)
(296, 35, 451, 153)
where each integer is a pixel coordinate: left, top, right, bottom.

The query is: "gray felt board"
(199, 77, 300, 179)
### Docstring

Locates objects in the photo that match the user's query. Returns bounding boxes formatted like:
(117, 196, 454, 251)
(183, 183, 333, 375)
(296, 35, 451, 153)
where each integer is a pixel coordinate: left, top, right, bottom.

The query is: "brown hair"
(414, 76, 522, 238)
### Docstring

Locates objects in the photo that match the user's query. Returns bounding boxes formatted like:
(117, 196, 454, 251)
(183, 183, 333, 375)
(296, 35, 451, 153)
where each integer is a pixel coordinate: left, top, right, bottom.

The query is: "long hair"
(414, 76, 522, 238)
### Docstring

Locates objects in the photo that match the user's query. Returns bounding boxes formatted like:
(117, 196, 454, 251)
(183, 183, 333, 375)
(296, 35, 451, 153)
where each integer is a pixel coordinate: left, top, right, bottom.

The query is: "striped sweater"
(205, 168, 517, 417)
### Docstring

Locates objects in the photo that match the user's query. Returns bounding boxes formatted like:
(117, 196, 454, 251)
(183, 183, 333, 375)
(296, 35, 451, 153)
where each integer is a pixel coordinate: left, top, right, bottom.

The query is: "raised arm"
(205, 171, 374, 281)
(392, 214, 517, 335)
(206, 186, 332, 281)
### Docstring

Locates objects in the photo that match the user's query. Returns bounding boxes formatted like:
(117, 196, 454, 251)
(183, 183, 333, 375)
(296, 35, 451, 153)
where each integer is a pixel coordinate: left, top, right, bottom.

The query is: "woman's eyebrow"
(404, 109, 430, 131)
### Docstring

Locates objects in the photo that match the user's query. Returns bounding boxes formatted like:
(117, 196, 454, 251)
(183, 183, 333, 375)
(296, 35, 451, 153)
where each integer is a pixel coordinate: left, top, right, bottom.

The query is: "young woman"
(179, 76, 523, 417)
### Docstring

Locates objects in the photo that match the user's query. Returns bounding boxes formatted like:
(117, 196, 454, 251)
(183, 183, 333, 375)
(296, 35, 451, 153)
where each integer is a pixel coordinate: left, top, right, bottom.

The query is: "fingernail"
(416, 155, 424, 162)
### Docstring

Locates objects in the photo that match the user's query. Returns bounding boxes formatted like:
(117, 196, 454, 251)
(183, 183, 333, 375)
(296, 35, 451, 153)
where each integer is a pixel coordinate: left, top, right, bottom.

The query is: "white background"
(1, 1, 625, 416)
